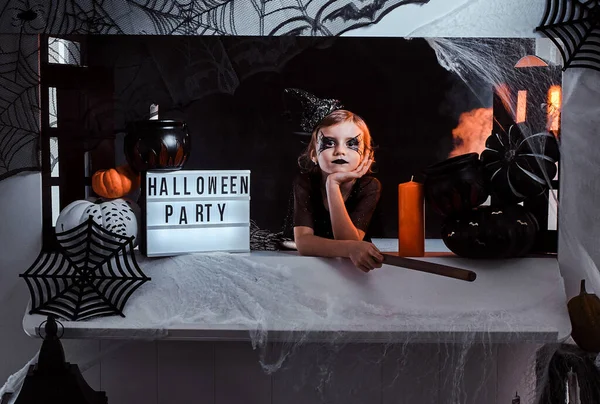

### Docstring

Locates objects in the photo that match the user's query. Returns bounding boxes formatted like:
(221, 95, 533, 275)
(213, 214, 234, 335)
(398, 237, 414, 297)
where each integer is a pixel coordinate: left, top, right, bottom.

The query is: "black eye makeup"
(316, 133, 363, 154)
(317, 133, 336, 153)
(346, 136, 362, 154)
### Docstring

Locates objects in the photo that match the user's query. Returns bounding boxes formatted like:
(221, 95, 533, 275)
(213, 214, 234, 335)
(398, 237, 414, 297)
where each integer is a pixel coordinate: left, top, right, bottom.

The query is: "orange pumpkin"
(92, 164, 140, 199)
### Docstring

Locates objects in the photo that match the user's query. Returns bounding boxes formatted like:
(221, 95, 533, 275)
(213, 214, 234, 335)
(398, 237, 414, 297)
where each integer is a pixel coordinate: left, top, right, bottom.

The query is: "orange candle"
(398, 177, 425, 257)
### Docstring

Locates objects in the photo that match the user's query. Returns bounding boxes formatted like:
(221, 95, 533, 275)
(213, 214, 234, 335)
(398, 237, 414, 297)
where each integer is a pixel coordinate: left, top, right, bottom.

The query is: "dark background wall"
(87, 36, 489, 238)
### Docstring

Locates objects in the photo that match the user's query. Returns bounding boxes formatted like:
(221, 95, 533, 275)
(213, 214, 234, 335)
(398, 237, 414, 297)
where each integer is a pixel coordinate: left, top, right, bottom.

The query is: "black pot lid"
(423, 152, 479, 176)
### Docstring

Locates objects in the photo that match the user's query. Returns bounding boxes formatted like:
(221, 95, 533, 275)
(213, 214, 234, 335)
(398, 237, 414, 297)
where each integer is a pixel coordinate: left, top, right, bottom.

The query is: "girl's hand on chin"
(326, 154, 373, 186)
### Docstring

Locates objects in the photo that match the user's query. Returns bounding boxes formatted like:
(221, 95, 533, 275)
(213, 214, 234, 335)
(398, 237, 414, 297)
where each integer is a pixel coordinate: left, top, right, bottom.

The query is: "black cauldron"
(124, 120, 190, 172)
(422, 153, 489, 217)
(441, 204, 539, 259)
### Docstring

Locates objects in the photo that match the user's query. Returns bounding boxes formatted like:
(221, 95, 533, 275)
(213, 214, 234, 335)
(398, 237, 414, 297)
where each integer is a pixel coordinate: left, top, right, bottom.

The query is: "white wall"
(558, 68, 600, 299)
(345, 0, 545, 37)
(0, 173, 43, 383)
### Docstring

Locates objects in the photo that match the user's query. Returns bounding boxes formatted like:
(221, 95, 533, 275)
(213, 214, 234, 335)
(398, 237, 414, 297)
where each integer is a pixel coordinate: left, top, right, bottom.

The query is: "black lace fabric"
(0, 34, 40, 181)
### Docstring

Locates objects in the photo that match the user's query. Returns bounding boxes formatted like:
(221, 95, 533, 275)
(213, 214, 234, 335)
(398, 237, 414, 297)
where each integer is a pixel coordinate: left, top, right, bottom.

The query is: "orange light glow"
(547, 85, 562, 134)
(514, 55, 549, 68)
(449, 108, 493, 158)
(516, 90, 527, 123)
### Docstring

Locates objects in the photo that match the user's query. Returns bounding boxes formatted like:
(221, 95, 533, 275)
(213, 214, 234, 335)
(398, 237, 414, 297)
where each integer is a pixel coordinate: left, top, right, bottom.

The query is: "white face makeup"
(315, 121, 365, 175)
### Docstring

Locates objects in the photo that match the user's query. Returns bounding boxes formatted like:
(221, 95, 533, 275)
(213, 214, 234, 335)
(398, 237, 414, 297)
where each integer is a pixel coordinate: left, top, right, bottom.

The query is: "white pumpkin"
(55, 199, 96, 233)
(56, 198, 141, 246)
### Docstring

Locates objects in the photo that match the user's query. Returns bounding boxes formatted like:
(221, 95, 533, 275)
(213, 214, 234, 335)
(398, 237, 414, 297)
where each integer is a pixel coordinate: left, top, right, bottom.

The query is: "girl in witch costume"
(286, 88, 384, 273)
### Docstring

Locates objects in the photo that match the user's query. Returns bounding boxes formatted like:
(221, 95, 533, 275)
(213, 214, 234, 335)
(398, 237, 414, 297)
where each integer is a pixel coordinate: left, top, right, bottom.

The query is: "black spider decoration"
(536, 0, 600, 72)
(10, 0, 45, 30)
(8, 0, 46, 84)
(16, 8, 37, 22)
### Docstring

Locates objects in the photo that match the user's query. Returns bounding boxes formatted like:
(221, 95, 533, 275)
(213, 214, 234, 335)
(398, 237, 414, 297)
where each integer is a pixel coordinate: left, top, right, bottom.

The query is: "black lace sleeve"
(350, 177, 381, 232)
(292, 173, 316, 230)
(292, 173, 381, 236)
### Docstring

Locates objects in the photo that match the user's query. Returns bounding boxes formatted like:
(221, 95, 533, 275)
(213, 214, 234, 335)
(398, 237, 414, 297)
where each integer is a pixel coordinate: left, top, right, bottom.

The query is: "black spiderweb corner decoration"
(536, 0, 600, 72)
(20, 217, 151, 321)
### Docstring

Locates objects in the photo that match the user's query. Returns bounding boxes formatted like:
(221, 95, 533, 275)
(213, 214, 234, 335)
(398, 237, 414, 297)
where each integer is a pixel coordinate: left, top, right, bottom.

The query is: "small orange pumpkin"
(92, 164, 140, 199)
(567, 279, 600, 353)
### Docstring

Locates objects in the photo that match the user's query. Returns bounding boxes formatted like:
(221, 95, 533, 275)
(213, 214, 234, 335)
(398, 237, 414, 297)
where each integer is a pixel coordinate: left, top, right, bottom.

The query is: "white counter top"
(22, 240, 570, 344)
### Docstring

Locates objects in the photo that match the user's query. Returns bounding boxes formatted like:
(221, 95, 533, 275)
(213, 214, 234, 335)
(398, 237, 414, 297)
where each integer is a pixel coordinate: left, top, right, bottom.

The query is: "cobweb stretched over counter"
(5, 248, 573, 404)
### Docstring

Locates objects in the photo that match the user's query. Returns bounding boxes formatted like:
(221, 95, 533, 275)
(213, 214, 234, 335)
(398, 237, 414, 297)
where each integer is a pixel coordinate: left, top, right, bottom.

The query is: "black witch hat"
(284, 88, 344, 133)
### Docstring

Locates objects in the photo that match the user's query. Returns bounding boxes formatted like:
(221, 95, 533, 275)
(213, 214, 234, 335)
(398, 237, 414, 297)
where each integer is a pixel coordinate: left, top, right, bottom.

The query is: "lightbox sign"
(141, 170, 251, 257)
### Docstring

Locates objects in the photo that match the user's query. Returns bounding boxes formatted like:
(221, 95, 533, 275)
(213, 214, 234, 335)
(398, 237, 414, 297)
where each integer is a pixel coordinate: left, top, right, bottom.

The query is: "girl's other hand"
(327, 153, 373, 186)
(348, 240, 384, 273)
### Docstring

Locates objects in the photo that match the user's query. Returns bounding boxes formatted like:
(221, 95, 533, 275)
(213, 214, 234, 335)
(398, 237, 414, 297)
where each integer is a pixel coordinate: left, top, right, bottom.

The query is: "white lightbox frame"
(140, 170, 251, 257)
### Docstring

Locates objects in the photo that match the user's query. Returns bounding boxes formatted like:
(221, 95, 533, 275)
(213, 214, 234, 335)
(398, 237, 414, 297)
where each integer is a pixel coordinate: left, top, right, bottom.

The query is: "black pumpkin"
(124, 120, 191, 172)
(441, 204, 539, 259)
(480, 124, 559, 204)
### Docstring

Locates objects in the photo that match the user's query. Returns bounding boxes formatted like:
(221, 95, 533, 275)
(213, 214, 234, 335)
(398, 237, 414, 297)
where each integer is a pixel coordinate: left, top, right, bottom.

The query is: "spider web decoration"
(133, 36, 323, 118)
(3, 0, 125, 35)
(0, 34, 40, 180)
(20, 217, 151, 321)
(128, 0, 432, 36)
(536, 0, 600, 72)
(0, 0, 432, 36)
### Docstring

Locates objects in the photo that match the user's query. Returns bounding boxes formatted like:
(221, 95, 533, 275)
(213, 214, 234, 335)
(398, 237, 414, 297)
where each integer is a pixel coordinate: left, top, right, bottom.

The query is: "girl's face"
(314, 121, 366, 175)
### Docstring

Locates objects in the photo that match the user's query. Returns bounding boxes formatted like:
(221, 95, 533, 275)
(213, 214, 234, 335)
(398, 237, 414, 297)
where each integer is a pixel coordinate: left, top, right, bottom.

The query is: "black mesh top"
(292, 171, 381, 241)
